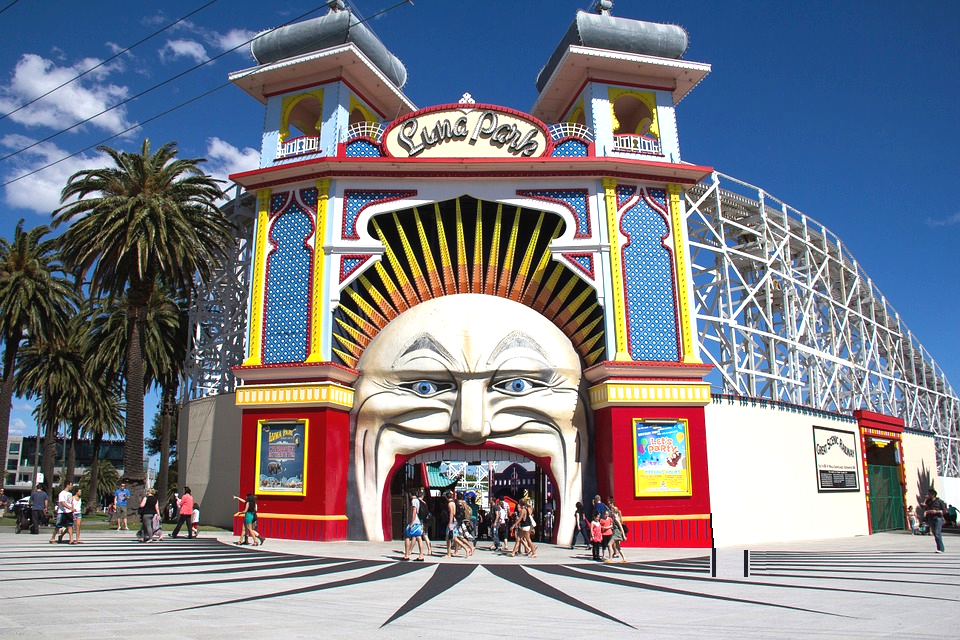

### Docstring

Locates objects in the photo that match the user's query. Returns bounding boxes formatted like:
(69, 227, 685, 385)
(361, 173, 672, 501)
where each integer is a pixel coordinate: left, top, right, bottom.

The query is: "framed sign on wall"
(812, 425, 860, 492)
(632, 418, 692, 497)
(255, 419, 308, 496)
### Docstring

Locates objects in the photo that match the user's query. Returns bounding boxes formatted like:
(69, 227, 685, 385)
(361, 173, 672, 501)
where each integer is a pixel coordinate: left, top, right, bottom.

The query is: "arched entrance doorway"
(385, 446, 560, 543)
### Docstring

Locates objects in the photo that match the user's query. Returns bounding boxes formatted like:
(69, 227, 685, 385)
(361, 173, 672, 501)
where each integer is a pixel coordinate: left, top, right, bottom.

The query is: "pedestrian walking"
(72, 491, 83, 543)
(29, 484, 48, 534)
(233, 494, 265, 546)
(49, 482, 75, 544)
(113, 482, 131, 531)
(922, 488, 948, 553)
(171, 487, 195, 538)
(138, 488, 161, 543)
(401, 490, 425, 561)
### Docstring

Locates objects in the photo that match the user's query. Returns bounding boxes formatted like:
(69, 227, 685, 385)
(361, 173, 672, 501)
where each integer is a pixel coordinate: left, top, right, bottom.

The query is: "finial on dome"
(594, 0, 613, 16)
(326, 0, 346, 12)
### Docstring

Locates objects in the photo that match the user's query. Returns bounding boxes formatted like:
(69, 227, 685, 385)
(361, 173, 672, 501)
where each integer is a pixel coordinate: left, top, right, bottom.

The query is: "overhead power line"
(0, 0, 22, 17)
(0, 0, 222, 124)
(0, 0, 416, 189)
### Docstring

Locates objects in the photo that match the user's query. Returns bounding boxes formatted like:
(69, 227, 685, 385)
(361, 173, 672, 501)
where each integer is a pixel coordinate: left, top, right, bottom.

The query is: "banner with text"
(256, 420, 307, 495)
(633, 419, 692, 497)
(813, 425, 860, 492)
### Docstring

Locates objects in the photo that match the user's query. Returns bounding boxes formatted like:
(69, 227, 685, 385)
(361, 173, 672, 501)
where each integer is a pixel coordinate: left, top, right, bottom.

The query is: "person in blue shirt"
(113, 483, 131, 531)
(591, 494, 609, 520)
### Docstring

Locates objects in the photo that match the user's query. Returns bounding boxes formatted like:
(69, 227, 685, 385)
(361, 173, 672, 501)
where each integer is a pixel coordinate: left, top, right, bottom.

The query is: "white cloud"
(0, 134, 113, 215)
(216, 28, 257, 53)
(0, 53, 134, 135)
(159, 39, 208, 64)
(13, 402, 34, 412)
(925, 212, 960, 227)
(204, 137, 259, 192)
(10, 417, 29, 436)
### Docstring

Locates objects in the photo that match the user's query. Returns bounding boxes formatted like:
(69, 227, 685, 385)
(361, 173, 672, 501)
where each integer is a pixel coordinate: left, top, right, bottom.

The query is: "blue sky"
(0, 0, 958, 439)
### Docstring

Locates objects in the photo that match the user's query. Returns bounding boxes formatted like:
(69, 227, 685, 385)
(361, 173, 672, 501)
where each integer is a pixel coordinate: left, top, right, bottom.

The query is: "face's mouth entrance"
(381, 444, 562, 542)
(349, 430, 581, 545)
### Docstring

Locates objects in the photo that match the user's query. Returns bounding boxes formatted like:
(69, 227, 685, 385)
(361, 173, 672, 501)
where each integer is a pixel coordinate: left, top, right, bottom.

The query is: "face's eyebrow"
(395, 333, 458, 368)
(487, 330, 553, 367)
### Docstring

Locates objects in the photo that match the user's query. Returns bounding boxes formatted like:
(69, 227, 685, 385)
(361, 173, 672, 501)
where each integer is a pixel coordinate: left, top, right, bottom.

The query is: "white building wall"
(902, 429, 939, 509)
(705, 401, 869, 547)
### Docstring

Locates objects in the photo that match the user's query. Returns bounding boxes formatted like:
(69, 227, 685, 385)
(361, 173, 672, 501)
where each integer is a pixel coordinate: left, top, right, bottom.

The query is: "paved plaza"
(0, 526, 957, 639)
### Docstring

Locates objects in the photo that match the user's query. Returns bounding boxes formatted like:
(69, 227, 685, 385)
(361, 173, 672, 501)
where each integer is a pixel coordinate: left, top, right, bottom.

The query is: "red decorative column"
(586, 361, 714, 548)
(232, 362, 357, 541)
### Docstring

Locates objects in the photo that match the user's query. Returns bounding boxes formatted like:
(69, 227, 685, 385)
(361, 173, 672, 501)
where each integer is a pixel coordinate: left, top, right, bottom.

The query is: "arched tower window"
(280, 90, 324, 143)
(608, 88, 661, 155)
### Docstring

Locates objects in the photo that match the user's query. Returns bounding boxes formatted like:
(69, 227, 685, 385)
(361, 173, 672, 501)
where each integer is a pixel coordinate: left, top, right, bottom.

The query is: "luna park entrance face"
(388, 448, 559, 544)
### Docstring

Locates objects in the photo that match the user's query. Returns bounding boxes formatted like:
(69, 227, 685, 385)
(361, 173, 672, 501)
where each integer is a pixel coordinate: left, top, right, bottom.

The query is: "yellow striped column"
(602, 177, 631, 361)
(306, 178, 330, 363)
(667, 184, 701, 364)
(242, 189, 271, 366)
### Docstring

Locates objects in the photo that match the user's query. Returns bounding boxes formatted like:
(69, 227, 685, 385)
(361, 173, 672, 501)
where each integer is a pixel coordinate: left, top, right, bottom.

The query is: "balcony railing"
(345, 121, 384, 142)
(612, 134, 662, 156)
(548, 122, 594, 142)
(277, 135, 320, 159)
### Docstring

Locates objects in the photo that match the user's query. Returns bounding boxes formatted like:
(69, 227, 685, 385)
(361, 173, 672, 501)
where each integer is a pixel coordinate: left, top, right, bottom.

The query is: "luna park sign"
(383, 105, 550, 159)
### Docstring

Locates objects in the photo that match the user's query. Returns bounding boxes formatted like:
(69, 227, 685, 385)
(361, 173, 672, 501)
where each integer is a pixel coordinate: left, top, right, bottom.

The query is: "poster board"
(633, 418, 692, 497)
(255, 419, 307, 496)
(812, 425, 860, 492)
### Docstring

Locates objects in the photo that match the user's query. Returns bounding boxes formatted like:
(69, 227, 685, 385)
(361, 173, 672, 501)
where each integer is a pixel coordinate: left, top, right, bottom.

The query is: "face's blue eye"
(493, 377, 542, 396)
(400, 380, 452, 397)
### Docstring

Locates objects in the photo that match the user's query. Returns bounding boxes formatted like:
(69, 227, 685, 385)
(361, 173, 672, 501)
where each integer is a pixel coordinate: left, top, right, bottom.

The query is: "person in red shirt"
(599, 512, 614, 561)
(589, 513, 603, 561)
(171, 486, 195, 539)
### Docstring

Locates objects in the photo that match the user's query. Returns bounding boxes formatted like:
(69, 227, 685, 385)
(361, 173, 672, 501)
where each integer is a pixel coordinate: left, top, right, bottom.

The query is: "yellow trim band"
(242, 189, 271, 366)
(602, 177, 631, 361)
(621, 514, 711, 522)
(236, 383, 355, 409)
(306, 179, 330, 363)
(668, 184, 700, 363)
(239, 513, 348, 521)
(588, 381, 711, 409)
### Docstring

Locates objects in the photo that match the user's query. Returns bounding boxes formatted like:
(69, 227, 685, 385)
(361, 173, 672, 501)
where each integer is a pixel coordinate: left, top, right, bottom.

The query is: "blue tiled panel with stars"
(263, 201, 314, 364)
(618, 186, 679, 361)
(517, 189, 592, 239)
(342, 190, 417, 240)
(551, 139, 589, 157)
(345, 140, 383, 157)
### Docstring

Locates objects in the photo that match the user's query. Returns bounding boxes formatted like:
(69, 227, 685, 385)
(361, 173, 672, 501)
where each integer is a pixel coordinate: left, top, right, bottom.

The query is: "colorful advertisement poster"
(813, 426, 860, 492)
(255, 420, 307, 495)
(633, 419, 691, 497)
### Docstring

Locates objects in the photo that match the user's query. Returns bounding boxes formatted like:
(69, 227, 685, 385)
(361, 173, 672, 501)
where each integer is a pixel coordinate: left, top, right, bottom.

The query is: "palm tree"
(0, 220, 76, 484)
(86, 286, 185, 501)
(80, 392, 124, 513)
(16, 333, 86, 489)
(53, 140, 233, 495)
(79, 459, 120, 510)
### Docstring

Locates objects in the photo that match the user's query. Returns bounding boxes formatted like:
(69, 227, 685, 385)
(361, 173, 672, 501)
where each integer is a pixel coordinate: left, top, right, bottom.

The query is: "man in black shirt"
(922, 488, 948, 553)
(29, 484, 48, 534)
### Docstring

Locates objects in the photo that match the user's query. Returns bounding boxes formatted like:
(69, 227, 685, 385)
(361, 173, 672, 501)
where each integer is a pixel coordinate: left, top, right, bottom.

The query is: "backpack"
(417, 498, 432, 523)
(455, 501, 466, 523)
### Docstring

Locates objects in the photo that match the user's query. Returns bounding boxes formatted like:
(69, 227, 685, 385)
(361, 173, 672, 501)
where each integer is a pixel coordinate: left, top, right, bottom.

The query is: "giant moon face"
(350, 294, 585, 544)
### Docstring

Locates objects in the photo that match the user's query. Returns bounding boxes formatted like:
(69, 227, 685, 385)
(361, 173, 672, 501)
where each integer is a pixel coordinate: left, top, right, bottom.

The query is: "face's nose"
(451, 378, 491, 444)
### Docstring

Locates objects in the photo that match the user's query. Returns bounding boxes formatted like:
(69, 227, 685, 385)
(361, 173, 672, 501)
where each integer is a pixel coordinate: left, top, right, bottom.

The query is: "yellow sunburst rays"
(391, 211, 430, 302)
(434, 203, 456, 295)
(372, 217, 420, 309)
(519, 218, 563, 307)
(483, 203, 503, 296)
(413, 208, 445, 296)
(471, 200, 484, 293)
(496, 208, 521, 299)
(508, 211, 545, 301)
(454, 199, 469, 294)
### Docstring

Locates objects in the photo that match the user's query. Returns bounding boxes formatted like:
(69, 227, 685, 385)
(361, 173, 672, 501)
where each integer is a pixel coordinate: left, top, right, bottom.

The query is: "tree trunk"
(87, 430, 103, 513)
(156, 384, 176, 501)
(124, 286, 149, 513)
(0, 330, 22, 488)
(66, 419, 80, 486)
(41, 420, 58, 493)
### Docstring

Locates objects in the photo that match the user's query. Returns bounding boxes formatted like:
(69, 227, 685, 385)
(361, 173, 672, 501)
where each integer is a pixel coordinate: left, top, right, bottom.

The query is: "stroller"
(12, 502, 33, 534)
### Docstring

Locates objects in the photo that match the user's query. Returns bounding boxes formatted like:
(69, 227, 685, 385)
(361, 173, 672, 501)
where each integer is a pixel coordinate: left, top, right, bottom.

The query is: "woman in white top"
(72, 493, 82, 543)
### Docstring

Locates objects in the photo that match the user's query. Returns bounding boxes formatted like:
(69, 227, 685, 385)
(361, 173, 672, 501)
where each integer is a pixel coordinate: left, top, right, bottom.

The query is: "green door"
(867, 464, 905, 532)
